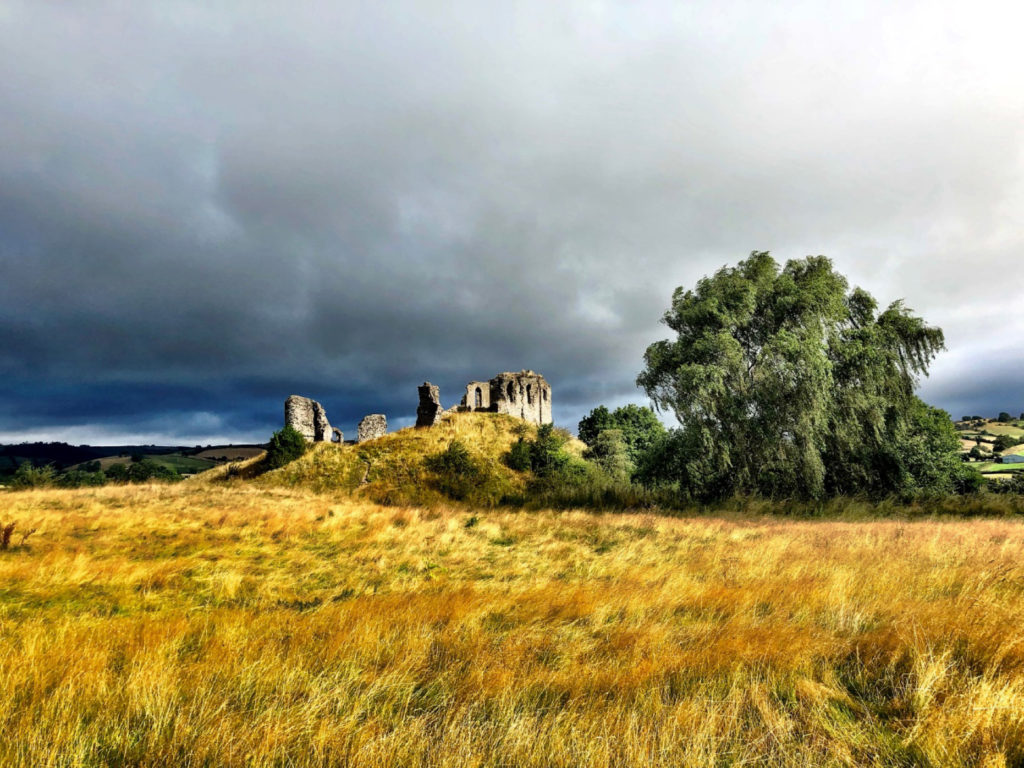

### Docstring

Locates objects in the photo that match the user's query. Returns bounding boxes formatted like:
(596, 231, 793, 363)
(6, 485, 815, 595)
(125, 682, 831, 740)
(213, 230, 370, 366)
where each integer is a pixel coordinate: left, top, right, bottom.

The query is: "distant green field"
(981, 423, 1024, 437)
(975, 461, 1024, 474)
(957, 420, 1024, 465)
(194, 446, 264, 461)
(78, 454, 219, 474)
(143, 454, 219, 473)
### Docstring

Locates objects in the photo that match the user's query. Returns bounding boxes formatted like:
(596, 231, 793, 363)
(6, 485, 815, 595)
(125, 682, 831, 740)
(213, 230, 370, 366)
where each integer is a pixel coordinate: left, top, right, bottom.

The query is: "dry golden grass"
(3, 483, 1024, 766)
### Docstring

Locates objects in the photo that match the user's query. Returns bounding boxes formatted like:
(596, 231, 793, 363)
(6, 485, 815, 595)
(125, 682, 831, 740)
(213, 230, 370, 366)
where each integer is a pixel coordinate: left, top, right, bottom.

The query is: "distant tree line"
(7, 455, 181, 489)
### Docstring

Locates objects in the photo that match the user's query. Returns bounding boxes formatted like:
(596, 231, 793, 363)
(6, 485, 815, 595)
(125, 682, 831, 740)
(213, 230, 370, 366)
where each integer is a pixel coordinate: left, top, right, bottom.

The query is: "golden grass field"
(2, 481, 1024, 767)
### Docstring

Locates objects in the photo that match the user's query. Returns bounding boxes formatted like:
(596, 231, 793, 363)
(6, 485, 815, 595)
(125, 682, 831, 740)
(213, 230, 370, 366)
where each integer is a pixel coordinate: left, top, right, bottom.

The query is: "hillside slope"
(199, 412, 585, 504)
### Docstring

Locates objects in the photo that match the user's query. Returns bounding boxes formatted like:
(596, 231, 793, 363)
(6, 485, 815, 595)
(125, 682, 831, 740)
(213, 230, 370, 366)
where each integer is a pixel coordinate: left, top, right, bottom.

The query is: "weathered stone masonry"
(283, 370, 551, 446)
(416, 382, 443, 427)
(460, 370, 552, 426)
(284, 395, 334, 442)
(357, 414, 387, 443)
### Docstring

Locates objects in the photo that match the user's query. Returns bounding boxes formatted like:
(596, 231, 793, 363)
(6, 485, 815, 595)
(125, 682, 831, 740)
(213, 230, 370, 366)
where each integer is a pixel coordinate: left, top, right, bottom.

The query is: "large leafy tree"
(636, 252, 973, 499)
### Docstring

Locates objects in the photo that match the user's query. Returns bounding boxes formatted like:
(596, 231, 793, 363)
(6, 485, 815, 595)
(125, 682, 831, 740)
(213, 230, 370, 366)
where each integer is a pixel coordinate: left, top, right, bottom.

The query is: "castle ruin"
(460, 370, 552, 426)
(283, 370, 552, 444)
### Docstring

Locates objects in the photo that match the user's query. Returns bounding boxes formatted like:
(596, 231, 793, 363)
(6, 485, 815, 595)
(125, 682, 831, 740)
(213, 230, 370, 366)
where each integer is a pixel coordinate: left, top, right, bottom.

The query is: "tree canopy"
(582, 428, 633, 482)
(636, 251, 975, 500)
(578, 404, 665, 465)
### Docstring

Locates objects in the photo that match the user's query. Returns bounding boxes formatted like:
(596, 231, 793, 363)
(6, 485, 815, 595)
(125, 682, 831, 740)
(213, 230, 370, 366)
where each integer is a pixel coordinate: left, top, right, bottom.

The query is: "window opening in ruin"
(474, 387, 482, 408)
(507, 383, 515, 401)
(543, 389, 548, 401)
(527, 384, 533, 404)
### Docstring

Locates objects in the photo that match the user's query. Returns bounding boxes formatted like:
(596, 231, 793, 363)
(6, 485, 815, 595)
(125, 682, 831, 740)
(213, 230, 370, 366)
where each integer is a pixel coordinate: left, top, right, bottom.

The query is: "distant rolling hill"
(0, 442, 265, 479)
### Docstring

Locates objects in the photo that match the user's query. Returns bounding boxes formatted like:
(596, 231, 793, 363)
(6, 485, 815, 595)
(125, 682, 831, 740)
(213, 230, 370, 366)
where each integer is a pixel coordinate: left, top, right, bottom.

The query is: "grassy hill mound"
(200, 412, 585, 506)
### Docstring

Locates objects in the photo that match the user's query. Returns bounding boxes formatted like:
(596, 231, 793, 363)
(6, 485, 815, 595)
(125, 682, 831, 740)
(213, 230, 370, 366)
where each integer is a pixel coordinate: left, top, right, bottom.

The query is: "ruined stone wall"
(490, 371, 551, 425)
(357, 414, 387, 443)
(463, 380, 491, 411)
(460, 370, 551, 425)
(284, 395, 333, 442)
(416, 382, 443, 427)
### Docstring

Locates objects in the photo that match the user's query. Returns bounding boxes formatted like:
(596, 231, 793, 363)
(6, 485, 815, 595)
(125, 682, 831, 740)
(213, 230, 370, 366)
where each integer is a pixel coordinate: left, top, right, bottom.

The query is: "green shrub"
(10, 462, 56, 489)
(424, 440, 479, 500)
(58, 470, 107, 488)
(424, 439, 511, 507)
(105, 463, 129, 483)
(265, 425, 308, 470)
(506, 438, 532, 472)
(953, 463, 985, 494)
(503, 424, 650, 507)
(126, 459, 181, 483)
(993, 434, 1020, 452)
(988, 473, 1024, 495)
(506, 424, 570, 477)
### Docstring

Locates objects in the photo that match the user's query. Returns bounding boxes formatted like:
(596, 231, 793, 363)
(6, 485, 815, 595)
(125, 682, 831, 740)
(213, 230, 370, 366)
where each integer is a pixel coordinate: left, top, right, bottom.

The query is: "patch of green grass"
(983, 423, 1024, 437)
(976, 462, 1024, 474)
(77, 454, 219, 474)
(143, 454, 219, 473)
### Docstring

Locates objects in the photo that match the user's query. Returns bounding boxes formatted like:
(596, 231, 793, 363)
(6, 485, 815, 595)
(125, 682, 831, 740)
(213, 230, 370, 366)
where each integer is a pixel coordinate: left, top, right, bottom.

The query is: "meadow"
(2, 482, 1024, 766)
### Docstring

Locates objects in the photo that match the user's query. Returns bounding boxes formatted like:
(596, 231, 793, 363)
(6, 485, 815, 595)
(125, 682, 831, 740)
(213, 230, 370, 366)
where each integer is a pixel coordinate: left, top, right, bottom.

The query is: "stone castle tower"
(461, 370, 552, 425)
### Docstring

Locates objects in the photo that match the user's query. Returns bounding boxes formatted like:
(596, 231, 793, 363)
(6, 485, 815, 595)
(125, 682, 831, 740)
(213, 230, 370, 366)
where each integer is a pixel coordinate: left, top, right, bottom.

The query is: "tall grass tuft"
(0, 521, 14, 550)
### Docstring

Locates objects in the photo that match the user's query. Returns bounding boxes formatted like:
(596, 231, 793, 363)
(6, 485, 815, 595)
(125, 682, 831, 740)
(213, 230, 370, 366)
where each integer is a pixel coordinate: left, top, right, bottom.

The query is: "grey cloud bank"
(1, 1, 1022, 444)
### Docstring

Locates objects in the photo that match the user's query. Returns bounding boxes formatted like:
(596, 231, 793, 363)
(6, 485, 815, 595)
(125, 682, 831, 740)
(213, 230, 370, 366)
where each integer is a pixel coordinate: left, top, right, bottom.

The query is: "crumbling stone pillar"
(312, 401, 331, 442)
(284, 395, 333, 442)
(416, 382, 443, 427)
(357, 414, 387, 443)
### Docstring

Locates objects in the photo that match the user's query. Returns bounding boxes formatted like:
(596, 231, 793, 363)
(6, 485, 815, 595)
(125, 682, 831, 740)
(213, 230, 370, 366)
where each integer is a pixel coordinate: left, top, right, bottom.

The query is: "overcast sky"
(1, 1, 1022, 445)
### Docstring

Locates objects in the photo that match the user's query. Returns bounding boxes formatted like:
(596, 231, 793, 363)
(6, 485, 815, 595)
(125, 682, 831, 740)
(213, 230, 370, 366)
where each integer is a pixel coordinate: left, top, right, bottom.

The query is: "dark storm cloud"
(1, 1, 1022, 443)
